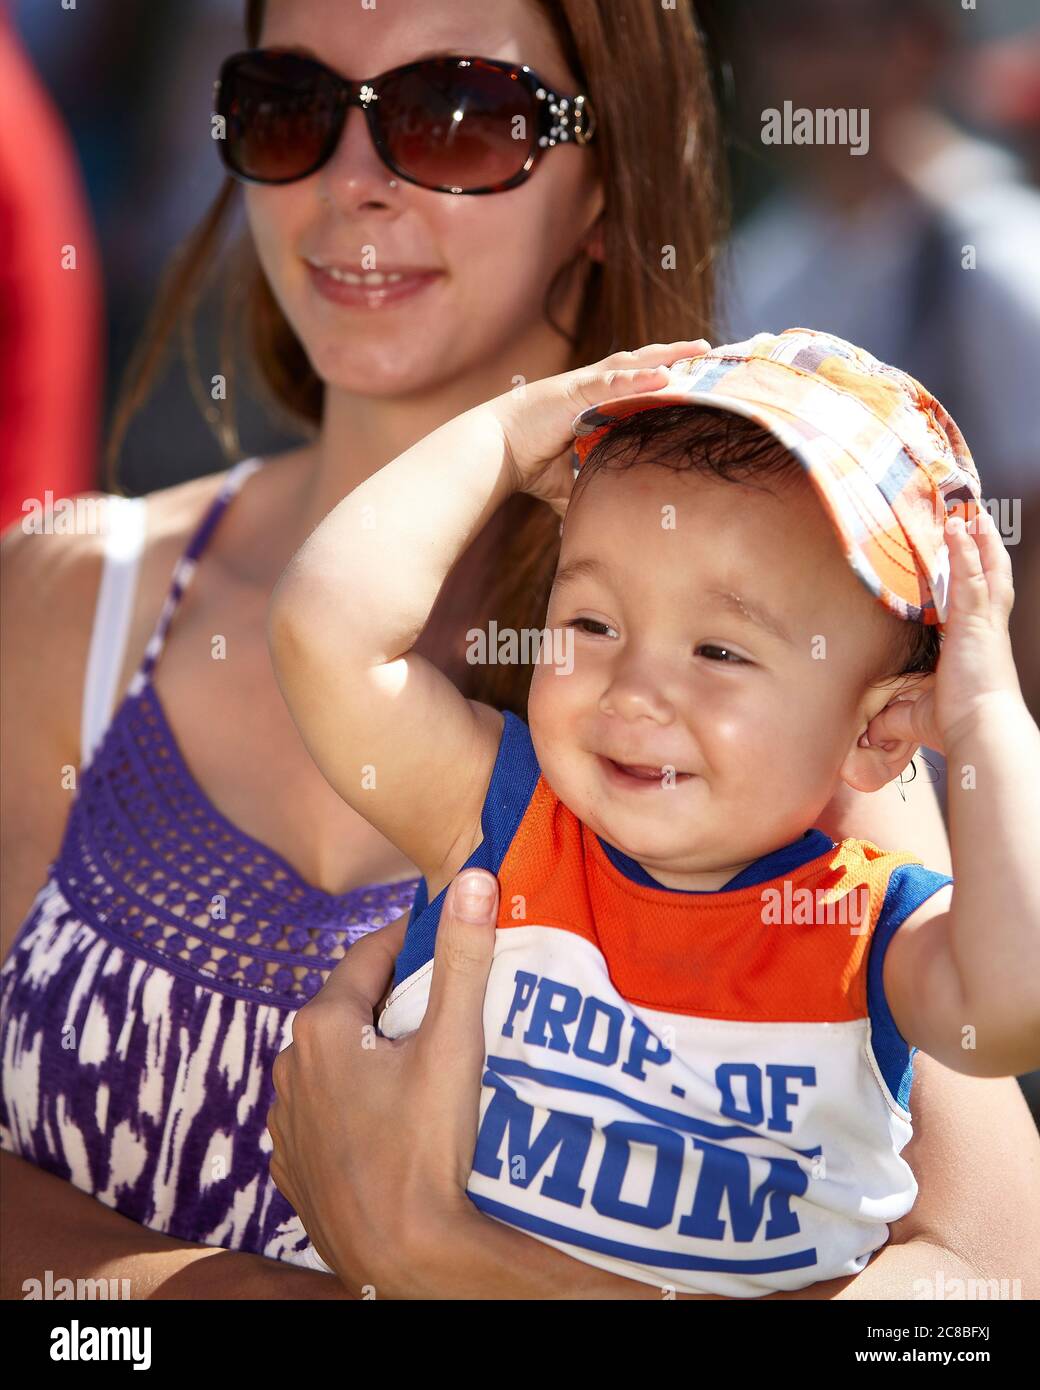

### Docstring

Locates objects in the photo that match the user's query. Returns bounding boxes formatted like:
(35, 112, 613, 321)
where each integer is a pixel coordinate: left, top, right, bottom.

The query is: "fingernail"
(455, 871, 496, 922)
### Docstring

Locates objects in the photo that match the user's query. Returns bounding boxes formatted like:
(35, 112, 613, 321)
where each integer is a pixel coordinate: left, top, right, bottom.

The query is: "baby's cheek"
(528, 657, 569, 733)
(709, 689, 808, 796)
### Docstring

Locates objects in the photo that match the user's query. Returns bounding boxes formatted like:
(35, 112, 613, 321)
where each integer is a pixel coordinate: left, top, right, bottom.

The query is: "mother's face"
(245, 0, 604, 397)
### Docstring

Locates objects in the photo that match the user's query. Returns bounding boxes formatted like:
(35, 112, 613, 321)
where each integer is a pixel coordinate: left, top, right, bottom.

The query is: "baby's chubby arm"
(267, 341, 708, 888)
(874, 511, 1040, 1077)
(267, 403, 510, 889)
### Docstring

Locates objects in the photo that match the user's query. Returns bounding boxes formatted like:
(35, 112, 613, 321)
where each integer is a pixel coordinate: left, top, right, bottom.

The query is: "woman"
(2, 0, 1037, 1299)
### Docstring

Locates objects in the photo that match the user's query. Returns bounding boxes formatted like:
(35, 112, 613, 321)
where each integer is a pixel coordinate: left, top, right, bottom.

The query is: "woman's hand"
(865, 509, 1023, 755)
(491, 339, 711, 518)
(267, 868, 500, 1296)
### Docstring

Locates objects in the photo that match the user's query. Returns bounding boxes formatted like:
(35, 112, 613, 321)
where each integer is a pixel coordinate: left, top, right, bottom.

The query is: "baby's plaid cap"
(571, 327, 984, 625)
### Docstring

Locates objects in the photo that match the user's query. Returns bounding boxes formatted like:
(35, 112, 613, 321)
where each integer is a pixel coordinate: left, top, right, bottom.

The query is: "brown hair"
(576, 405, 942, 678)
(104, 0, 727, 718)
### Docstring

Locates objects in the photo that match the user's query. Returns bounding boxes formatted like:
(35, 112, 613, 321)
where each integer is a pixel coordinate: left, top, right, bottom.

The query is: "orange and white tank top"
(381, 712, 951, 1296)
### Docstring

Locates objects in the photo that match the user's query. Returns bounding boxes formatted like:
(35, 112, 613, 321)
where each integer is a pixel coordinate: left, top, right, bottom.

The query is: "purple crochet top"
(0, 463, 420, 1265)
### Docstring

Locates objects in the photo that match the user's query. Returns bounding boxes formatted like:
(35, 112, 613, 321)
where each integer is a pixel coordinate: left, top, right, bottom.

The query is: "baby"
(269, 328, 1040, 1297)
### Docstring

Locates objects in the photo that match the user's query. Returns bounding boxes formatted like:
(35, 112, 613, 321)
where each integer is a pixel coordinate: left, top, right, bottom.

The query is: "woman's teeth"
(320, 269, 406, 286)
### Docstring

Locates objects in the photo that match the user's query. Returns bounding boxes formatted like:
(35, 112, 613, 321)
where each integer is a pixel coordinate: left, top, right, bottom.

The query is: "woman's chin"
(301, 328, 463, 397)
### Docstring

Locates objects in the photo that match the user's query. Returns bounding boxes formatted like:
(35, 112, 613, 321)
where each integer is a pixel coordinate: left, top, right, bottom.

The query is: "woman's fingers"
(301, 910, 409, 1022)
(419, 869, 499, 1054)
(264, 871, 500, 1286)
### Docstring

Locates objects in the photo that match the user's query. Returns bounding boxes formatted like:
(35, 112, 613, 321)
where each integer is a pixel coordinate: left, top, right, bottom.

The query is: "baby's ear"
(839, 674, 937, 794)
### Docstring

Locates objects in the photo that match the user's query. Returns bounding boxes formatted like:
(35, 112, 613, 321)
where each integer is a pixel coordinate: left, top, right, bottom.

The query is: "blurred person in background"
(0, 10, 102, 530)
(719, 0, 1040, 1118)
(722, 0, 1040, 507)
(963, 23, 1040, 188)
(960, 23, 1040, 743)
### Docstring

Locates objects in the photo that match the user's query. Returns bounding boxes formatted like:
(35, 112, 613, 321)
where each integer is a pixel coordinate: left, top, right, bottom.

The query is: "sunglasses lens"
(378, 60, 537, 191)
(219, 52, 338, 182)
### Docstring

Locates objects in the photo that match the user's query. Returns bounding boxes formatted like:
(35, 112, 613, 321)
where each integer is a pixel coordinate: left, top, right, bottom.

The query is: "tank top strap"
(130, 457, 263, 691)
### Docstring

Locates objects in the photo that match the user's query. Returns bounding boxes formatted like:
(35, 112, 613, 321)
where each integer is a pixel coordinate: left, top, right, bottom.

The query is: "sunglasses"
(214, 48, 597, 195)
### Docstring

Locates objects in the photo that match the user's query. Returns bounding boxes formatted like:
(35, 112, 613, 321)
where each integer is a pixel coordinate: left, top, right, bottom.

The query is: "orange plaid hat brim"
(571, 328, 984, 626)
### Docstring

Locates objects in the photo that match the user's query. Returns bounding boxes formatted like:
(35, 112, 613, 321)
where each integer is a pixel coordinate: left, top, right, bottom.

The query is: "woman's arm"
(1, 1152, 350, 1300)
(2, 515, 348, 1301)
(881, 1053, 1040, 1298)
(397, 1189, 993, 1301)
(1, 517, 101, 961)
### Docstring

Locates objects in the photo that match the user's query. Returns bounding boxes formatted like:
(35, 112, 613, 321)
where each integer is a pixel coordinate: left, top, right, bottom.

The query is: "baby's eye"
(567, 617, 618, 639)
(695, 643, 747, 664)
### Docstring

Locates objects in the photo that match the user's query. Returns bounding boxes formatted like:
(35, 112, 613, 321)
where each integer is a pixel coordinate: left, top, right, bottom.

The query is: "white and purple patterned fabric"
(0, 464, 419, 1263)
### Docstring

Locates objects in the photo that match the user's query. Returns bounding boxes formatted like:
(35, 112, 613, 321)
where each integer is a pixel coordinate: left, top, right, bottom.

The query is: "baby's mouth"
(600, 756, 695, 786)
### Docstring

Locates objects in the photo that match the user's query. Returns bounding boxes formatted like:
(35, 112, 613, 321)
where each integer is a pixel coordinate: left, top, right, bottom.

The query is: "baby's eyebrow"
(553, 562, 794, 646)
(552, 555, 610, 590)
(704, 587, 794, 646)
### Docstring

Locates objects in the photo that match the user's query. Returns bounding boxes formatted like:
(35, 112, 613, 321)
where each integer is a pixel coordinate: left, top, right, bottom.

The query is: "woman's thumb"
(423, 870, 499, 1036)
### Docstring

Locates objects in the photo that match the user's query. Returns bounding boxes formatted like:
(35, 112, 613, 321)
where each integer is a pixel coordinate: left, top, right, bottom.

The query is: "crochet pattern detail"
(56, 680, 418, 1008)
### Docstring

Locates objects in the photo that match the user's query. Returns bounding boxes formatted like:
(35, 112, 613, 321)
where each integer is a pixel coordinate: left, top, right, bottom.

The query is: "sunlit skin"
(528, 461, 923, 890)
(246, 0, 604, 454)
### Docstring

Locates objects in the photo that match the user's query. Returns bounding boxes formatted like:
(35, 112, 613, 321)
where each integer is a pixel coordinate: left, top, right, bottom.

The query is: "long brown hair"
(105, 0, 727, 718)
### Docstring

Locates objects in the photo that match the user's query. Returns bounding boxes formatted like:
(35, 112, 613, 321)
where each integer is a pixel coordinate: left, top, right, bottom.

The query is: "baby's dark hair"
(575, 405, 941, 678)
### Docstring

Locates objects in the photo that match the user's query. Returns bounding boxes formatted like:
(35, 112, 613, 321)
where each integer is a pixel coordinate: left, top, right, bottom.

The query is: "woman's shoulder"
(3, 468, 234, 623)
(0, 467, 241, 746)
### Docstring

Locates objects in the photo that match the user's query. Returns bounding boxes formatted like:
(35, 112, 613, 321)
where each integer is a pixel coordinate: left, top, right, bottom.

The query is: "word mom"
(472, 971, 819, 1245)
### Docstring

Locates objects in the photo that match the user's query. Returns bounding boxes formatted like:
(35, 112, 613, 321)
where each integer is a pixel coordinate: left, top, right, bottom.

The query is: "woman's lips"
(599, 755, 695, 790)
(306, 263, 443, 309)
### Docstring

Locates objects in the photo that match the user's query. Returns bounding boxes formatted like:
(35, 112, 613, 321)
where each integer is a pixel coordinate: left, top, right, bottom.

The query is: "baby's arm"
(879, 513, 1040, 1076)
(267, 403, 518, 886)
(267, 344, 704, 886)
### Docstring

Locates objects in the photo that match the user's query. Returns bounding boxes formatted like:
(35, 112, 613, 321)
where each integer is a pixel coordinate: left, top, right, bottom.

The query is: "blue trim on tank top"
(596, 827, 837, 892)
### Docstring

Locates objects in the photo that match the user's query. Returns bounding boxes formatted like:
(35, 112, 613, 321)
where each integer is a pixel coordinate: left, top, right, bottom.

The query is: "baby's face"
(528, 461, 912, 889)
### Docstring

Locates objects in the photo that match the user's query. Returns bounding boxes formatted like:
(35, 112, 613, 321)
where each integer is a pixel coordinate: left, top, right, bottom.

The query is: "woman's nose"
(316, 107, 402, 213)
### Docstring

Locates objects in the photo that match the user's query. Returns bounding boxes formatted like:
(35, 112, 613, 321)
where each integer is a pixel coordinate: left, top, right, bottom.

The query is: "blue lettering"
(716, 1063, 764, 1125)
(766, 1065, 816, 1132)
(501, 971, 538, 1038)
(620, 1016, 672, 1080)
(523, 976, 582, 1052)
(472, 1083, 593, 1207)
(591, 1121, 684, 1228)
(678, 1139, 806, 1241)
(573, 996, 624, 1066)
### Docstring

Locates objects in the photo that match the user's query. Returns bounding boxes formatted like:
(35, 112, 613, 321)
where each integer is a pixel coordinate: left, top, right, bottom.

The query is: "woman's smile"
(305, 260, 445, 309)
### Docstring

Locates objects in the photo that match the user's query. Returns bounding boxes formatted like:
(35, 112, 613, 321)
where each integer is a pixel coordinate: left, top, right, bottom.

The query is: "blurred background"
(2, 0, 1038, 1117)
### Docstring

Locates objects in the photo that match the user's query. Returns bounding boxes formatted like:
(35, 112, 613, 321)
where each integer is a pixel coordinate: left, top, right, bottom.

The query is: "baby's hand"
(866, 509, 1021, 754)
(491, 341, 710, 517)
